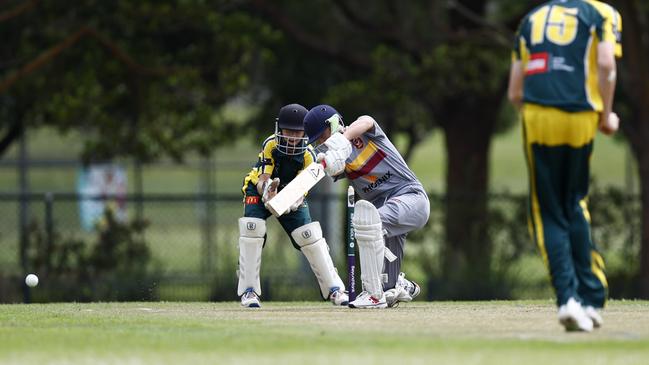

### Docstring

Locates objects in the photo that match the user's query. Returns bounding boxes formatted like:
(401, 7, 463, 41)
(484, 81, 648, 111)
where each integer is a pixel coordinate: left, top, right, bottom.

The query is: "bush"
(26, 209, 161, 302)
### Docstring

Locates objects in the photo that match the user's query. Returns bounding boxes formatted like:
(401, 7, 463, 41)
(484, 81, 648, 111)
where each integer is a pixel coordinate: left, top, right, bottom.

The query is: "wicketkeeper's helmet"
(303, 104, 344, 145)
(275, 103, 308, 155)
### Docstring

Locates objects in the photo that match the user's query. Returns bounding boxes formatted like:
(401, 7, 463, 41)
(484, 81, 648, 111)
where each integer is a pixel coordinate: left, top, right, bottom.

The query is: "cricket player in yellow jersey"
(237, 104, 348, 308)
(508, 0, 622, 331)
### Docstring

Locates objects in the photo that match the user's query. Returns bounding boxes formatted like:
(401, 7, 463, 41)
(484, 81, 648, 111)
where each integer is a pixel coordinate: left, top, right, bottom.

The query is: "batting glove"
(324, 132, 352, 156)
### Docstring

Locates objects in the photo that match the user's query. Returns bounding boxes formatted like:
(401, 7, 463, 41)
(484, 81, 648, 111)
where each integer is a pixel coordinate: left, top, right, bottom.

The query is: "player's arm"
(343, 115, 375, 140)
(316, 115, 372, 176)
(256, 174, 271, 195)
(257, 139, 279, 201)
(597, 41, 618, 135)
(507, 59, 525, 110)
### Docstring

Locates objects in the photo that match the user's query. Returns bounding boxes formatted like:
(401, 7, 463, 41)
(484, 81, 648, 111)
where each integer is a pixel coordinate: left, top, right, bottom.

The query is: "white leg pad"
(353, 200, 385, 297)
(237, 217, 265, 296)
(291, 222, 345, 299)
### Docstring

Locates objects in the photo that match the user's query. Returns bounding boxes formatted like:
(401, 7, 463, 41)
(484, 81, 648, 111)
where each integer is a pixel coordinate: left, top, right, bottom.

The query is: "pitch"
(1, 300, 648, 364)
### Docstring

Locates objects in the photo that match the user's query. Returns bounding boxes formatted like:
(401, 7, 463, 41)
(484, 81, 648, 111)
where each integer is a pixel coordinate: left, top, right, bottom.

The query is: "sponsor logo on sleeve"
(245, 196, 260, 205)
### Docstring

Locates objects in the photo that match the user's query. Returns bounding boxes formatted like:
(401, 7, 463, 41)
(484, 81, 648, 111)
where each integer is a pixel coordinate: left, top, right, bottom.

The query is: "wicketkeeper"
(304, 105, 430, 308)
(237, 103, 348, 308)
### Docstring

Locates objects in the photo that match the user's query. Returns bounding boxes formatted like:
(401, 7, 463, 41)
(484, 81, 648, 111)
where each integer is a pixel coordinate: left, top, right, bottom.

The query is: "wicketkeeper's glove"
(261, 177, 280, 203)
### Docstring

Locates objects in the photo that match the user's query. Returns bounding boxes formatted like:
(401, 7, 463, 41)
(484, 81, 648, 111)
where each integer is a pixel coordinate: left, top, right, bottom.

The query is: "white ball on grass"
(25, 274, 39, 287)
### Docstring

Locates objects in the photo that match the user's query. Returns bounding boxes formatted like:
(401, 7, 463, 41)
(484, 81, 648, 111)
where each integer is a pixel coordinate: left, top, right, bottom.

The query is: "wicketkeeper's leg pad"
(291, 222, 345, 299)
(237, 217, 265, 296)
(353, 200, 385, 297)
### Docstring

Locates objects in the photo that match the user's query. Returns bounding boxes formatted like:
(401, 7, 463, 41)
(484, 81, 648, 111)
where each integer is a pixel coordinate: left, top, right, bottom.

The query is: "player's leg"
(561, 114, 606, 327)
(349, 200, 387, 309)
(237, 184, 271, 308)
(570, 199, 607, 328)
(237, 216, 265, 307)
(379, 192, 429, 306)
(280, 205, 348, 306)
(523, 105, 594, 331)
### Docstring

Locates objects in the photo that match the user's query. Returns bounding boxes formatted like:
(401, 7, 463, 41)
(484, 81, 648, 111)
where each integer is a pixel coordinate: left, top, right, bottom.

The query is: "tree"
(250, 0, 535, 298)
(612, 0, 649, 297)
(0, 0, 274, 162)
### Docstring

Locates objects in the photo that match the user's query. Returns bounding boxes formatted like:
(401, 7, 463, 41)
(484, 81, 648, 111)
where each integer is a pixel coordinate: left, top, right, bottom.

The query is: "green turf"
(1, 300, 648, 364)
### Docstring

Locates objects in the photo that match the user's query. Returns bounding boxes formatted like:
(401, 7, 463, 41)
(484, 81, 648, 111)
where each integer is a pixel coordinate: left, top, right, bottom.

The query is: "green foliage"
(407, 189, 641, 300)
(1, 0, 275, 161)
(26, 209, 160, 302)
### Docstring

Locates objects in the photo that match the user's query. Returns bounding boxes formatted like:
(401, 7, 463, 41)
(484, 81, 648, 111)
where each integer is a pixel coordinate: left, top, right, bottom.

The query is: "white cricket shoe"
(240, 288, 261, 308)
(348, 291, 387, 309)
(558, 298, 593, 332)
(385, 272, 421, 308)
(329, 288, 349, 306)
(584, 306, 603, 328)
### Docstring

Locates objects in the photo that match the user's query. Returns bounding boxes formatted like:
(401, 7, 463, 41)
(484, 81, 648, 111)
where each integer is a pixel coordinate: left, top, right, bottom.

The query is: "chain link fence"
(0, 188, 641, 303)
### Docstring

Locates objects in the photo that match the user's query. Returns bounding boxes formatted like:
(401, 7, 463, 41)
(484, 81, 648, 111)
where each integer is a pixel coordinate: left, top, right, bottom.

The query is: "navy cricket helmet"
(275, 103, 308, 155)
(303, 104, 344, 145)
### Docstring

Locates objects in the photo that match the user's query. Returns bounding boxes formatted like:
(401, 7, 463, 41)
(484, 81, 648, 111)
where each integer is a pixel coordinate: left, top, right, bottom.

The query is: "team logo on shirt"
(352, 138, 364, 149)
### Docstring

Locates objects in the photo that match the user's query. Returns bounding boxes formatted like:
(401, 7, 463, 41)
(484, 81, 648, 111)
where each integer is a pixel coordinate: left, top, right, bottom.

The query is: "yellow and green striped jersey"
(241, 135, 316, 194)
(512, 0, 622, 112)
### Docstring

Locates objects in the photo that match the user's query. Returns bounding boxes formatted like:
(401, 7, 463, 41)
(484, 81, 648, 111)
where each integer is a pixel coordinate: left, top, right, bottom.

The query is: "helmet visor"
(275, 128, 308, 156)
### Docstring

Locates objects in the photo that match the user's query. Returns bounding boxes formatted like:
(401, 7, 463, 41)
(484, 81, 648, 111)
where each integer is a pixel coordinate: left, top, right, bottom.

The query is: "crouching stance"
(237, 218, 347, 308)
(303, 105, 430, 309)
(237, 103, 347, 308)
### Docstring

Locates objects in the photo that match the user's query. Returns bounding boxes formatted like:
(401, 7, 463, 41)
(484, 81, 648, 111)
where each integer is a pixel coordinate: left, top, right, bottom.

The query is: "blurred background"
(1, 0, 647, 303)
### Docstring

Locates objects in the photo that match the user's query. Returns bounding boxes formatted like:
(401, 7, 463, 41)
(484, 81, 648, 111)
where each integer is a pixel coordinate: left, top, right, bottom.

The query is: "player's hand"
(324, 132, 352, 155)
(261, 178, 280, 203)
(289, 195, 304, 212)
(317, 151, 346, 176)
(599, 112, 619, 135)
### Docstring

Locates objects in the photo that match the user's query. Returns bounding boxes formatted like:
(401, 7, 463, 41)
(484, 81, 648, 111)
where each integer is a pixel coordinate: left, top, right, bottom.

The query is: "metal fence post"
(201, 157, 215, 273)
(18, 130, 30, 304)
(45, 192, 54, 277)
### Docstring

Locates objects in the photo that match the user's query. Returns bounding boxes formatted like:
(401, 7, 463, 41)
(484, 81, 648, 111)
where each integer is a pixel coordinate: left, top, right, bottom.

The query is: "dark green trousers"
(242, 182, 311, 250)
(523, 104, 607, 308)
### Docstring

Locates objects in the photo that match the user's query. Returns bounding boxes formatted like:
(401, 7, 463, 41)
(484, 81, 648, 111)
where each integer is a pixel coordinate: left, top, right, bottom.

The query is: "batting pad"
(237, 217, 265, 296)
(353, 200, 385, 297)
(291, 222, 345, 299)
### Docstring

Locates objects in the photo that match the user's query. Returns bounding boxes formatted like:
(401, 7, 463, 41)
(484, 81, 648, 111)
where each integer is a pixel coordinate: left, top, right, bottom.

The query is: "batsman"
(304, 105, 430, 308)
(236, 103, 348, 308)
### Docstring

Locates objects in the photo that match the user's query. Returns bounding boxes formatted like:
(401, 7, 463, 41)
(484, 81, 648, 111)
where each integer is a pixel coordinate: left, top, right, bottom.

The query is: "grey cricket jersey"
(344, 120, 426, 205)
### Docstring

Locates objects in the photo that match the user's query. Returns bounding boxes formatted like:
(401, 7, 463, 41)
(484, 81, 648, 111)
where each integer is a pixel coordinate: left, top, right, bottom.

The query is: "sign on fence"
(77, 164, 127, 231)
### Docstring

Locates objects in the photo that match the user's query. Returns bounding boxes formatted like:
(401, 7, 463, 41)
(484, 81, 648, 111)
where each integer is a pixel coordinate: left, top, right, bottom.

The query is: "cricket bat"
(266, 161, 325, 217)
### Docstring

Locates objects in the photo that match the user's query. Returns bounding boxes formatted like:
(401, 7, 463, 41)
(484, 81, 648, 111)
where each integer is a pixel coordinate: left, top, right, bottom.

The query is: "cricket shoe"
(385, 272, 421, 308)
(329, 288, 349, 306)
(584, 306, 603, 328)
(348, 291, 387, 309)
(240, 288, 261, 308)
(558, 298, 593, 332)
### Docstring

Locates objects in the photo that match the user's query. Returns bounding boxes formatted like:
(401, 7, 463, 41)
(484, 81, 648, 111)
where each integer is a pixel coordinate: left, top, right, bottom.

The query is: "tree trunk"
(439, 107, 497, 299)
(638, 150, 649, 297)
(615, 0, 649, 298)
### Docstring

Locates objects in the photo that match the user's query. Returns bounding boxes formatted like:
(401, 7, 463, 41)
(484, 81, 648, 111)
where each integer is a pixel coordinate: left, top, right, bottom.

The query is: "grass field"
(1, 300, 648, 365)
